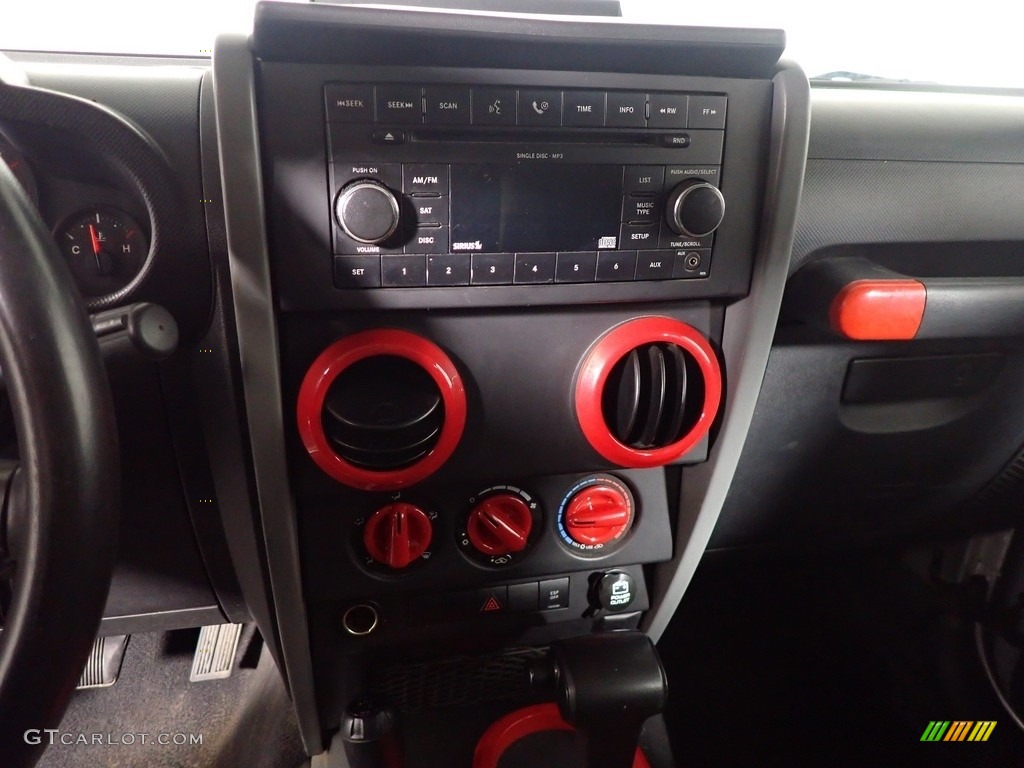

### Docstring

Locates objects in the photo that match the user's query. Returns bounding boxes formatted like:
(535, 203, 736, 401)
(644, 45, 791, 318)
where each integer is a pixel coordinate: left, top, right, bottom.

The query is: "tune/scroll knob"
(466, 494, 534, 556)
(362, 502, 433, 569)
(665, 179, 725, 238)
(335, 180, 401, 244)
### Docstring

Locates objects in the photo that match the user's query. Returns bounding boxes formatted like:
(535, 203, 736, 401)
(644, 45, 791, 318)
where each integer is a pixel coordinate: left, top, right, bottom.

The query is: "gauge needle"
(88, 224, 103, 271)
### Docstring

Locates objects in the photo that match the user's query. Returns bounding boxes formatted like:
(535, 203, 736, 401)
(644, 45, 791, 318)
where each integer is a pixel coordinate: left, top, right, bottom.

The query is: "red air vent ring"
(472, 703, 650, 768)
(296, 329, 467, 491)
(575, 317, 722, 468)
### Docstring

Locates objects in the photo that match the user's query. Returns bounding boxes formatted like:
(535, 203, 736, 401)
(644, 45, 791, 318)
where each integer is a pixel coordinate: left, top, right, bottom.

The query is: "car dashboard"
(3, 2, 1024, 762)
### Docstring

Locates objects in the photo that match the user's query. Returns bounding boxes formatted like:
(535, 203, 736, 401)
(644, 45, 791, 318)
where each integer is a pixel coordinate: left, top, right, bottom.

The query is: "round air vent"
(297, 329, 466, 491)
(575, 317, 722, 468)
(323, 356, 443, 470)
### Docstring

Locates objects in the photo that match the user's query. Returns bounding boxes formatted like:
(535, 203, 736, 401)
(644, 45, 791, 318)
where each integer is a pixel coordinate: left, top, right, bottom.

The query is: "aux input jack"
(342, 603, 380, 637)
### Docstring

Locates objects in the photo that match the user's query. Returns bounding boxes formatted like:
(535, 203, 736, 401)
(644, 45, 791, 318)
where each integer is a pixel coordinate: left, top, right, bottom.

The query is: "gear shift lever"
(531, 631, 668, 768)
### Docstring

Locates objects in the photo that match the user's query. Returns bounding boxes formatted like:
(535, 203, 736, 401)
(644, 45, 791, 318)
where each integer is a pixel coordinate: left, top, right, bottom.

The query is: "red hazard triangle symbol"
(481, 596, 502, 612)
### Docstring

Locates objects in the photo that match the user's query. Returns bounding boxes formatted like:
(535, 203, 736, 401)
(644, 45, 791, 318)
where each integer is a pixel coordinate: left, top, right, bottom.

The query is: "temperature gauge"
(55, 207, 148, 298)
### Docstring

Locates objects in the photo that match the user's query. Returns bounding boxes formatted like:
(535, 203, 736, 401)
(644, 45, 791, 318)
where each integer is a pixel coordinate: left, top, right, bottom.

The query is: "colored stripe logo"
(921, 721, 996, 742)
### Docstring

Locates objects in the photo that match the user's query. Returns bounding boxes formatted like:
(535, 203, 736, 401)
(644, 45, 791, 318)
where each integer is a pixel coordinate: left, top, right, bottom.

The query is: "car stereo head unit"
(324, 83, 728, 290)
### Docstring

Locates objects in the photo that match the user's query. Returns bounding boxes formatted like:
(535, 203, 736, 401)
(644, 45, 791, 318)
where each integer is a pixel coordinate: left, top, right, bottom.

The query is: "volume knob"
(335, 180, 401, 244)
(665, 179, 725, 238)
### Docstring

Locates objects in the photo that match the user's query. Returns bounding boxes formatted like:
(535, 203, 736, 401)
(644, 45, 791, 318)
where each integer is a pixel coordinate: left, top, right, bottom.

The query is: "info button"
(606, 91, 647, 128)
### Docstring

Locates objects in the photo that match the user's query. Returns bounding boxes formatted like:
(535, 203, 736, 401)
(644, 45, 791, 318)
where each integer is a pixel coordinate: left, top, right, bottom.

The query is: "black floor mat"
(36, 626, 307, 768)
(657, 548, 1024, 767)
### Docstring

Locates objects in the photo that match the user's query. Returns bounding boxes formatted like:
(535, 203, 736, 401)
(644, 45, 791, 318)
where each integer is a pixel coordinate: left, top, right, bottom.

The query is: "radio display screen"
(449, 164, 623, 253)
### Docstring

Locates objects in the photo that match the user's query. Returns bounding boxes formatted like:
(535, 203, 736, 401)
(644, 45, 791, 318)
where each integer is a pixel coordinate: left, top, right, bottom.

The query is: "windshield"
(2, 0, 1021, 90)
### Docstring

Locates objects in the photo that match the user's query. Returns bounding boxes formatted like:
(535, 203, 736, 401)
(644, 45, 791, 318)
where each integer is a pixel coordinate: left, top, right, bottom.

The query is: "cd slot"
(410, 128, 685, 148)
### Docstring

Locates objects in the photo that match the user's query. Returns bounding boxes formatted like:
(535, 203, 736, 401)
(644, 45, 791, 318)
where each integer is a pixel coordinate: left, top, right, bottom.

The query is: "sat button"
(414, 196, 449, 225)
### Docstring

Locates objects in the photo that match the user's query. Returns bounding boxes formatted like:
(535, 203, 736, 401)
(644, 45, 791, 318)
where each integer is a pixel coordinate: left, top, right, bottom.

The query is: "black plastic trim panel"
(213, 33, 321, 753)
(253, 2, 785, 78)
(644, 62, 811, 639)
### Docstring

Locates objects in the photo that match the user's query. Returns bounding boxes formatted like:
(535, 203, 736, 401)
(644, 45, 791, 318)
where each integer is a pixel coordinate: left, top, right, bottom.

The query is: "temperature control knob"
(335, 180, 401, 244)
(363, 502, 432, 569)
(467, 494, 534, 556)
(665, 179, 725, 238)
(561, 477, 635, 550)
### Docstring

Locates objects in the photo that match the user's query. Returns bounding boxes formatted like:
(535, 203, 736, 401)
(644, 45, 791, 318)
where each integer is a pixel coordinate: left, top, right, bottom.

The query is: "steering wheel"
(0, 149, 120, 765)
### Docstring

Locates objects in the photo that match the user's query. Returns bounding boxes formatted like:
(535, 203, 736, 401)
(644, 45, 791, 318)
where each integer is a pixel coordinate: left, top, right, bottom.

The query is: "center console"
(212, 2, 811, 762)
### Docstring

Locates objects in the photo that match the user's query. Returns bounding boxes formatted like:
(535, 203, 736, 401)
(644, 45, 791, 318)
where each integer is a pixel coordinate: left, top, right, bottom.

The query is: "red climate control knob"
(563, 482, 635, 548)
(363, 502, 432, 569)
(467, 494, 533, 556)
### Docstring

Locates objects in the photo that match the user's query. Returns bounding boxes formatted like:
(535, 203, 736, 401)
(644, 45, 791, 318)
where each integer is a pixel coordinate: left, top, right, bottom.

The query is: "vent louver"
(602, 342, 704, 450)
(575, 317, 723, 468)
(322, 356, 444, 471)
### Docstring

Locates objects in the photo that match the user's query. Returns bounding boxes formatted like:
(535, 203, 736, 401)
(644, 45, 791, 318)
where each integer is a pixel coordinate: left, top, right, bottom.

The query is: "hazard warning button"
(476, 587, 508, 614)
